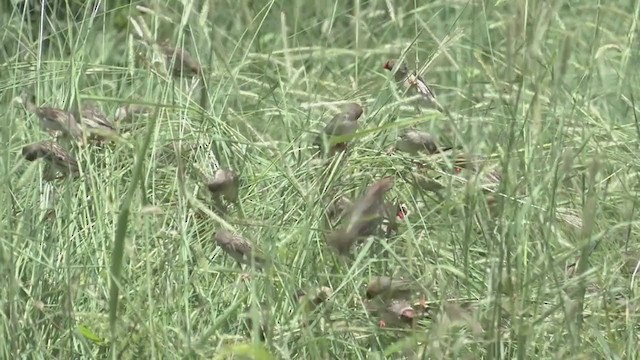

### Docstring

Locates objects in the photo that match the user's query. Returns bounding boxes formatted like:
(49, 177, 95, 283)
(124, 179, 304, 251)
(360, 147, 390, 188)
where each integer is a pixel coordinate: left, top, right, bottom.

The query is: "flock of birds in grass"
(13, 38, 506, 334)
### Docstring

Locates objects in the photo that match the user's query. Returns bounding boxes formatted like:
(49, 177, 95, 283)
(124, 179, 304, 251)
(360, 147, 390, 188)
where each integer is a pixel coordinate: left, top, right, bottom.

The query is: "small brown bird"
(390, 128, 451, 155)
(296, 286, 333, 310)
(366, 299, 416, 328)
(160, 41, 202, 77)
(450, 153, 502, 189)
(382, 299, 416, 327)
(213, 229, 265, 268)
(114, 104, 152, 122)
(383, 59, 437, 107)
(16, 93, 84, 139)
(22, 141, 79, 179)
(343, 177, 394, 236)
(206, 169, 239, 203)
(313, 103, 363, 153)
(366, 276, 413, 300)
(80, 101, 117, 139)
(327, 177, 394, 253)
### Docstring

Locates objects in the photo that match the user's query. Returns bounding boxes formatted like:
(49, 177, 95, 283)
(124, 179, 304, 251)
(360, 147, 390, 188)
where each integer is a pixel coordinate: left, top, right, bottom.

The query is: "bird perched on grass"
(295, 286, 333, 314)
(388, 128, 452, 155)
(383, 59, 438, 110)
(365, 276, 429, 327)
(342, 177, 395, 236)
(313, 103, 363, 154)
(327, 177, 394, 254)
(324, 195, 353, 225)
(214, 229, 265, 269)
(79, 101, 118, 141)
(450, 152, 502, 189)
(325, 196, 406, 236)
(366, 298, 416, 328)
(159, 41, 202, 77)
(15, 93, 84, 141)
(294, 286, 334, 327)
(22, 140, 79, 180)
(206, 169, 239, 203)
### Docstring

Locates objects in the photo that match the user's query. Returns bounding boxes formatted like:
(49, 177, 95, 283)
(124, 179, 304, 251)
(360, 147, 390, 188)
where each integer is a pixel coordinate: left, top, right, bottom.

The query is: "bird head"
(22, 144, 43, 161)
(383, 59, 396, 71)
(383, 59, 409, 76)
(343, 103, 364, 120)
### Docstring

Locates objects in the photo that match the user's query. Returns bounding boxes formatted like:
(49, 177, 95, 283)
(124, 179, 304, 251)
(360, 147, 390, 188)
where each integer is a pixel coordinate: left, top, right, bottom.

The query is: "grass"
(1, 0, 640, 358)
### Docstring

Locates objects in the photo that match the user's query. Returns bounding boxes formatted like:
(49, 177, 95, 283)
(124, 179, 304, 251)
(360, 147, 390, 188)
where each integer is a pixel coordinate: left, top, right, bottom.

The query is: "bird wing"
(81, 108, 115, 130)
(37, 107, 74, 124)
(314, 113, 357, 147)
(412, 74, 437, 101)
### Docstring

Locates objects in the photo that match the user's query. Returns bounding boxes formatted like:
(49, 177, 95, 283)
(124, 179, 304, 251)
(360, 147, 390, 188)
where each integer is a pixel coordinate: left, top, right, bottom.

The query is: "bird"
(313, 103, 363, 153)
(450, 152, 502, 188)
(382, 299, 417, 327)
(296, 286, 333, 312)
(325, 229, 359, 255)
(159, 41, 202, 77)
(383, 59, 438, 109)
(21, 140, 79, 180)
(388, 128, 452, 155)
(15, 93, 84, 140)
(213, 229, 265, 268)
(326, 177, 394, 254)
(206, 169, 239, 203)
(325, 196, 405, 235)
(79, 101, 118, 140)
(366, 276, 414, 300)
(114, 103, 152, 123)
(366, 298, 416, 328)
(156, 141, 203, 166)
(343, 176, 395, 236)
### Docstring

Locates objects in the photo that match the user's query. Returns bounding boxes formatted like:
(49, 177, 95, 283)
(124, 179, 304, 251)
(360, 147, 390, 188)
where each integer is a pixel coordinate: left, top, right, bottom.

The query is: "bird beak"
(383, 61, 391, 70)
(400, 308, 415, 321)
(396, 203, 409, 220)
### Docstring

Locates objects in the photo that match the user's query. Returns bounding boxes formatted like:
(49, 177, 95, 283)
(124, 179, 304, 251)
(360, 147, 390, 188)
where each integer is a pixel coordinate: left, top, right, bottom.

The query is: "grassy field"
(1, 0, 640, 358)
